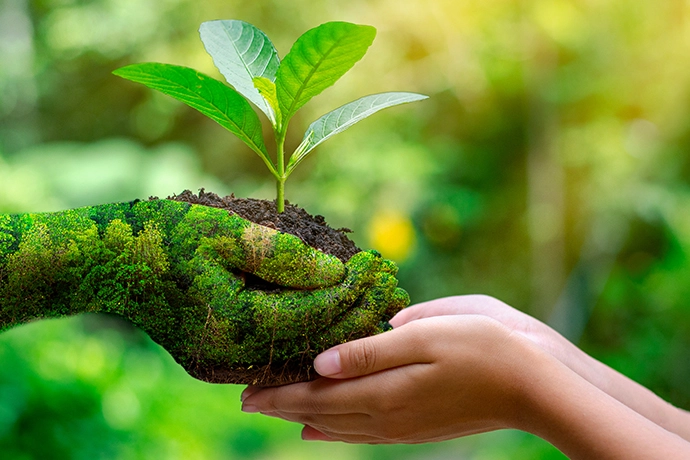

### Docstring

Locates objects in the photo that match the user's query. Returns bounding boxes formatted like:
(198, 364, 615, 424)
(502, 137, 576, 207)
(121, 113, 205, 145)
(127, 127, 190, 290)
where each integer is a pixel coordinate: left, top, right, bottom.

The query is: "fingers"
(242, 378, 365, 415)
(301, 425, 335, 442)
(390, 295, 511, 327)
(180, 204, 347, 289)
(241, 316, 528, 444)
(315, 321, 432, 379)
(241, 324, 434, 414)
(252, 229, 345, 289)
(301, 426, 392, 444)
(241, 373, 420, 444)
(240, 385, 260, 402)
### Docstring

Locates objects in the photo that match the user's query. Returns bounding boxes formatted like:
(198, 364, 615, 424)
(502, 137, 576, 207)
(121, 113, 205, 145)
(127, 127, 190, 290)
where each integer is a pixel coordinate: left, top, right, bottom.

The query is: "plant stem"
(275, 129, 287, 213)
(276, 178, 285, 213)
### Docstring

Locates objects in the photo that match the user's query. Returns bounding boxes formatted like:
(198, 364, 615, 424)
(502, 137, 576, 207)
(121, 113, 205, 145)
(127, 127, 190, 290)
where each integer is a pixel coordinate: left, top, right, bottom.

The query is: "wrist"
(484, 330, 559, 433)
(512, 344, 690, 459)
(503, 336, 559, 433)
(561, 339, 690, 440)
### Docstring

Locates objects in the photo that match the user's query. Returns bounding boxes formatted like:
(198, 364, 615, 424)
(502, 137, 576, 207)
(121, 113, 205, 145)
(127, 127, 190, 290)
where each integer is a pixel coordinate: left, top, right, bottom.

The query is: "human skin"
(240, 295, 690, 458)
(0, 199, 408, 385)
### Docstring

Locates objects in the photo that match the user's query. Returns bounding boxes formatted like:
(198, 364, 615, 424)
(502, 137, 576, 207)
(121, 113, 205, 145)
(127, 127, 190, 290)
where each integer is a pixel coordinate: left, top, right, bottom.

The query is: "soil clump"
(168, 189, 360, 262)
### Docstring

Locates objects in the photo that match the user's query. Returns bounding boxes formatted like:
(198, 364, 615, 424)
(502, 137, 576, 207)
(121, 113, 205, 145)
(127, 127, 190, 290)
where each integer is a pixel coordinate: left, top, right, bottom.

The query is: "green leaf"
(252, 76, 282, 128)
(286, 92, 428, 174)
(113, 63, 276, 175)
(276, 22, 376, 125)
(199, 20, 280, 120)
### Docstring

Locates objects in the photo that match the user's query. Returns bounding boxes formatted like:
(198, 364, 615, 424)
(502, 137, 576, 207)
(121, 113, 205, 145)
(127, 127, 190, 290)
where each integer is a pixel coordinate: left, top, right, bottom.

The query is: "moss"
(0, 199, 409, 385)
(257, 230, 345, 289)
(0, 214, 14, 265)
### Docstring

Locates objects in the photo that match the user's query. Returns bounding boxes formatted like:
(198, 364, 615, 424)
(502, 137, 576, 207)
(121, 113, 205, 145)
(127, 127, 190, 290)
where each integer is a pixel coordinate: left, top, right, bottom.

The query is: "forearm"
(0, 200, 214, 376)
(0, 200, 188, 327)
(554, 335, 690, 441)
(516, 343, 690, 459)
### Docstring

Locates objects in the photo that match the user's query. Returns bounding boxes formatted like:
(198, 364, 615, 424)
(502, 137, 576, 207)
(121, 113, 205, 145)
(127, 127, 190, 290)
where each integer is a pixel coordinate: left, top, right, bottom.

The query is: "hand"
(390, 295, 584, 383)
(172, 202, 408, 385)
(241, 311, 539, 443)
(241, 295, 690, 449)
(0, 199, 409, 386)
(391, 296, 690, 441)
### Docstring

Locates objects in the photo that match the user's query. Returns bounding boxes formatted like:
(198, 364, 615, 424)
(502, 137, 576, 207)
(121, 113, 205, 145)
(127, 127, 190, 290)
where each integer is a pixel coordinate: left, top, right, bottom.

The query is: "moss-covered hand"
(0, 199, 408, 385)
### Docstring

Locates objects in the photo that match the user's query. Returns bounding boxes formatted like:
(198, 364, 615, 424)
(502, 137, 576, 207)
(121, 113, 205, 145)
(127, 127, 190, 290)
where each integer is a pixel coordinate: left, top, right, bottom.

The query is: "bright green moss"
(257, 230, 345, 289)
(0, 214, 13, 264)
(0, 199, 409, 385)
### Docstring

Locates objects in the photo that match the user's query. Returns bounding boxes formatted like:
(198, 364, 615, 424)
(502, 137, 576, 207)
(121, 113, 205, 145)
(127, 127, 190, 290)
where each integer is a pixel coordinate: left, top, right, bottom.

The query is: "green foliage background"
(1, 0, 689, 458)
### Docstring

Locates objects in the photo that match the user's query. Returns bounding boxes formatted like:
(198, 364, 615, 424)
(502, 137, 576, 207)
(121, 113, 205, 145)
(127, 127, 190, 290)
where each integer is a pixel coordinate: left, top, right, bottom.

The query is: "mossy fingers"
(172, 202, 345, 289)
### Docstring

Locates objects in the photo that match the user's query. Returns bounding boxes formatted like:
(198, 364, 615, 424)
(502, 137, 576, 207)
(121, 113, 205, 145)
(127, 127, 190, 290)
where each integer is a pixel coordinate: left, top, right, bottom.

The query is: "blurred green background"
(1, 0, 689, 458)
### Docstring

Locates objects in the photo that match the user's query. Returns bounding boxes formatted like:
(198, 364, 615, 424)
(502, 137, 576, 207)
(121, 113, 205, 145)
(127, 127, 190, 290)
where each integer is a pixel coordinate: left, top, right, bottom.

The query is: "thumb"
(314, 323, 431, 379)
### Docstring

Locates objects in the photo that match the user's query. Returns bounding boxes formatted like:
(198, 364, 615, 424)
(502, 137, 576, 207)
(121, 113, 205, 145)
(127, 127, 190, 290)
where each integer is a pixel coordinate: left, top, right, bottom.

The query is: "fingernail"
(241, 404, 259, 413)
(241, 386, 259, 402)
(314, 349, 341, 376)
(301, 429, 317, 441)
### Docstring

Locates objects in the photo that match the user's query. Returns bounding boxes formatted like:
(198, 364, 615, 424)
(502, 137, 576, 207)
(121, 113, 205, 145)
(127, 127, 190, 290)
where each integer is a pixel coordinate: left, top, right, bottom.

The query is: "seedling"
(113, 20, 427, 212)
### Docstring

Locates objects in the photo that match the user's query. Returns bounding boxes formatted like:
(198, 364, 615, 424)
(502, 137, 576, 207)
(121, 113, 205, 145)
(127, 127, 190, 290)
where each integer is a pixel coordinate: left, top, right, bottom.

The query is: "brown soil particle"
(168, 189, 360, 262)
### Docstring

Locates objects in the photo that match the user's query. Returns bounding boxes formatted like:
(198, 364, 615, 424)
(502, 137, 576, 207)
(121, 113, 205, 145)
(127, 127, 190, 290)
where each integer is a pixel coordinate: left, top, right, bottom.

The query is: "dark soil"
(168, 189, 360, 262)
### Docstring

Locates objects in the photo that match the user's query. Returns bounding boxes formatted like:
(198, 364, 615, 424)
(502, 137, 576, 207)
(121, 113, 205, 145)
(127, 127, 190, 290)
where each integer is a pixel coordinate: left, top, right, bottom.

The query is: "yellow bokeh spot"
(367, 211, 416, 262)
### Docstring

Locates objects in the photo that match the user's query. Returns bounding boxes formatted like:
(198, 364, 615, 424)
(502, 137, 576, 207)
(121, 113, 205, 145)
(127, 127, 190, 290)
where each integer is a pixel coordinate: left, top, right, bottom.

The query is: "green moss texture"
(0, 199, 408, 385)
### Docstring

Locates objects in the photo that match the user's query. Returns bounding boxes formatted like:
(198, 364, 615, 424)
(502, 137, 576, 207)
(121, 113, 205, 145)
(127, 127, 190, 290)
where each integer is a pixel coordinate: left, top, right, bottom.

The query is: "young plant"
(113, 20, 427, 212)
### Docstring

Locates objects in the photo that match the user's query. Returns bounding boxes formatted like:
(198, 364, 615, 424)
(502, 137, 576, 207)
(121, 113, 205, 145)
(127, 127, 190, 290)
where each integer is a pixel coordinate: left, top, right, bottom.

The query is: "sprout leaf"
(276, 22, 376, 125)
(287, 92, 428, 174)
(199, 20, 280, 120)
(113, 63, 276, 175)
